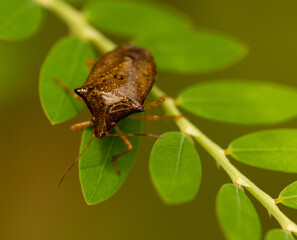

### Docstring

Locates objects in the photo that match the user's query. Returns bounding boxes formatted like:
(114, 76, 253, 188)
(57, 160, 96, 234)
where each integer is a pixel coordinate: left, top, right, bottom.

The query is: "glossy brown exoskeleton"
(75, 44, 156, 138)
(57, 45, 168, 185)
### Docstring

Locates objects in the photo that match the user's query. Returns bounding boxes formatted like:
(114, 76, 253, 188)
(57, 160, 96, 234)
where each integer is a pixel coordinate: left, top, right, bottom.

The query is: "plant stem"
(36, 0, 297, 234)
(151, 86, 297, 234)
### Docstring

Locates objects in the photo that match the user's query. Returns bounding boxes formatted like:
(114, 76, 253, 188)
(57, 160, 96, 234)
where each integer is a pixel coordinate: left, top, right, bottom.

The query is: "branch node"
(274, 197, 281, 204)
(284, 223, 297, 233)
(233, 177, 250, 188)
(224, 148, 231, 155)
(183, 125, 200, 137)
(174, 98, 181, 106)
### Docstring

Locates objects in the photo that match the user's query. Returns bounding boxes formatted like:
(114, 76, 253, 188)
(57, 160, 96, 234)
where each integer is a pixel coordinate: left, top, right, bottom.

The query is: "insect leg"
(86, 59, 95, 70)
(138, 97, 183, 120)
(53, 78, 84, 102)
(57, 134, 95, 186)
(143, 97, 165, 110)
(70, 121, 93, 131)
(129, 115, 183, 121)
(111, 126, 134, 174)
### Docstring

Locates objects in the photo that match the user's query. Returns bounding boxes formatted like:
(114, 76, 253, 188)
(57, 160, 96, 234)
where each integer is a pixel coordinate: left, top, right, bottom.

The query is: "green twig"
(35, 0, 297, 234)
(151, 86, 297, 234)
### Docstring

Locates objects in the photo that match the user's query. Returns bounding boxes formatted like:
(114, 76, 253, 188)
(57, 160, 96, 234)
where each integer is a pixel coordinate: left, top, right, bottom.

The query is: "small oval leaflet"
(39, 36, 96, 124)
(134, 30, 247, 74)
(216, 184, 261, 240)
(264, 229, 294, 240)
(150, 132, 202, 204)
(279, 181, 297, 209)
(228, 129, 297, 172)
(177, 80, 297, 124)
(80, 119, 142, 205)
(84, 0, 191, 37)
(0, 0, 44, 40)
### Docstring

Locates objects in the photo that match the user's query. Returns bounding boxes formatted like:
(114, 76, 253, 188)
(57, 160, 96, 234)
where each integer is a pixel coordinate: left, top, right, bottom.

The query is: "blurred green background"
(1, 0, 297, 239)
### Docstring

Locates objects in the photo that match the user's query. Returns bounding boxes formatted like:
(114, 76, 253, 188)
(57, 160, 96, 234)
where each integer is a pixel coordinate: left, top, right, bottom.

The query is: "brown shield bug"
(55, 45, 180, 185)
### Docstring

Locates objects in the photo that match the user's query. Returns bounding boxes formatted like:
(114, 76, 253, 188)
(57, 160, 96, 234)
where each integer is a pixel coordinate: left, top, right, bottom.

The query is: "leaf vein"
(90, 137, 117, 202)
(231, 148, 297, 153)
(281, 195, 297, 200)
(171, 135, 185, 190)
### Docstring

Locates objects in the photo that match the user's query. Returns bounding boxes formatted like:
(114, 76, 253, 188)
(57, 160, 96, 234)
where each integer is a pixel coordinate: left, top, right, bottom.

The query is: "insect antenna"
(57, 134, 95, 186)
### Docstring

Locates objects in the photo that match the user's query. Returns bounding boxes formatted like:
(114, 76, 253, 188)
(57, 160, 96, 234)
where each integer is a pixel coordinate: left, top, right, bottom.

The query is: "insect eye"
(91, 117, 96, 123)
(111, 122, 116, 127)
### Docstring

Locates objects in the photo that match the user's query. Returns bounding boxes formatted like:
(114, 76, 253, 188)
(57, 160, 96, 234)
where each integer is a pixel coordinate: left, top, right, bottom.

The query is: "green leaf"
(39, 36, 96, 124)
(178, 80, 297, 124)
(84, 0, 191, 37)
(279, 181, 297, 209)
(228, 129, 297, 172)
(216, 184, 261, 240)
(150, 132, 201, 204)
(0, 0, 43, 40)
(79, 119, 142, 205)
(264, 229, 294, 240)
(133, 30, 247, 74)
